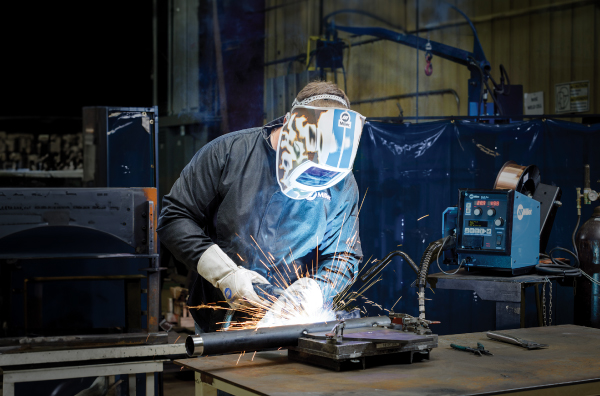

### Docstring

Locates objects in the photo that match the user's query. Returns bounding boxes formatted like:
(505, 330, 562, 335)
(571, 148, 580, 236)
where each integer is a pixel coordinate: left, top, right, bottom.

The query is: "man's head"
(294, 80, 351, 109)
(274, 81, 365, 200)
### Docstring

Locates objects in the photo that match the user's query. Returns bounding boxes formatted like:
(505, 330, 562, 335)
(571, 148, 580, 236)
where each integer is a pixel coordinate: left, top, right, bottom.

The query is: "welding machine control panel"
(459, 190, 511, 253)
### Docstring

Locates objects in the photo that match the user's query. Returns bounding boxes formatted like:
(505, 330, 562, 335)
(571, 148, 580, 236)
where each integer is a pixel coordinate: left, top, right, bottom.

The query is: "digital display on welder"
(475, 200, 500, 206)
(468, 220, 488, 227)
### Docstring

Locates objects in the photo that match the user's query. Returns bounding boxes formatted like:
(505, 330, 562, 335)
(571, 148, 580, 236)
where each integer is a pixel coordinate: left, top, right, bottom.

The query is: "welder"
(158, 81, 366, 333)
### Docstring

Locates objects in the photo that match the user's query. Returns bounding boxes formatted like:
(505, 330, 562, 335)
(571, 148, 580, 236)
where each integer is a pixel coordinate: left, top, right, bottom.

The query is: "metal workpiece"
(186, 335, 204, 357)
(0, 332, 168, 351)
(291, 327, 437, 371)
(185, 316, 392, 357)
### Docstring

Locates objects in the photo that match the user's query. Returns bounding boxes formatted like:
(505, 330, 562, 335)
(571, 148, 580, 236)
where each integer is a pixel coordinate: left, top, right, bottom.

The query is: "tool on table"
(450, 342, 493, 356)
(486, 331, 548, 350)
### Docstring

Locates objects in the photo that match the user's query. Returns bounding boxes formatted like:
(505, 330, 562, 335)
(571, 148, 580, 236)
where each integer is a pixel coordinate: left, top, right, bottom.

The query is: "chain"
(542, 281, 547, 326)
(549, 280, 553, 326)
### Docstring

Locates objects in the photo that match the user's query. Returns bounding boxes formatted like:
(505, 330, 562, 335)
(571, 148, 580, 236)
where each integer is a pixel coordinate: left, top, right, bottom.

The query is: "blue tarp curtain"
(353, 119, 600, 334)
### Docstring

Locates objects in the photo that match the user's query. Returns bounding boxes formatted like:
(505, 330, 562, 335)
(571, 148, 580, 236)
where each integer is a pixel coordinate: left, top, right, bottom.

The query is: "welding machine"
(442, 161, 561, 275)
(443, 189, 540, 274)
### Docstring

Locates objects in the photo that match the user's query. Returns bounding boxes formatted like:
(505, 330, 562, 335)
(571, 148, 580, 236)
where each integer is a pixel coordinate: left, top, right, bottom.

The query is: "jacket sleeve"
(313, 175, 363, 298)
(157, 142, 223, 271)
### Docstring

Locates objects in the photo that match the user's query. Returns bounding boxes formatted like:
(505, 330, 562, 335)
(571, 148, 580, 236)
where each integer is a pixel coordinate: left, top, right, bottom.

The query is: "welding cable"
(435, 235, 464, 275)
(499, 64, 511, 95)
(470, 58, 504, 117)
(537, 248, 600, 286)
(416, 238, 449, 320)
(468, 57, 485, 118)
(536, 248, 581, 277)
(417, 238, 445, 287)
(483, 78, 505, 116)
(359, 250, 419, 283)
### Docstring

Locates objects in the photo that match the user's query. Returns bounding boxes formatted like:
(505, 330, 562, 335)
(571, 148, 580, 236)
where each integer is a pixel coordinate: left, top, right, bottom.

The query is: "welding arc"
(185, 316, 391, 357)
(360, 250, 419, 283)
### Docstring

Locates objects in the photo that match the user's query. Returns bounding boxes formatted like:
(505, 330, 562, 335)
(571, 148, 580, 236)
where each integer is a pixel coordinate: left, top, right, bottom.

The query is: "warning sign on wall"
(555, 80, 590, 114)
(524, 91, 544, 115)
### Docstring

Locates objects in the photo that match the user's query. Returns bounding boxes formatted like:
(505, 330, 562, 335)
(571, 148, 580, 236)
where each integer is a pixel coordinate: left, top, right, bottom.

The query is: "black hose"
(536, 248, 581, 277)
(360, 250, 419, 283)
(418, 239, 445, 286)
(484, 78, 504, 116)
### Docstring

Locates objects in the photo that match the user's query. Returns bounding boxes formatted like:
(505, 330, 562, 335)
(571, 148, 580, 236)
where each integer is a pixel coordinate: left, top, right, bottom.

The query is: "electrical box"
(444, 189, 540, 275)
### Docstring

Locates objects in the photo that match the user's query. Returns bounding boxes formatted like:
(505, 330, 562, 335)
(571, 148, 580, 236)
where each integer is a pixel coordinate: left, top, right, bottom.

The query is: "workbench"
(0, 339, 187, 395)
(176, 324, 600, 396)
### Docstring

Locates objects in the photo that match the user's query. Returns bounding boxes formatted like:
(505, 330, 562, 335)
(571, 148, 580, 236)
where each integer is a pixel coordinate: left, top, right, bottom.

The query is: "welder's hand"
(258, 278, 326, 327)
(314, 279, 337, 307)
(253, 283, 285, 303)
(197, 244, 271, 309)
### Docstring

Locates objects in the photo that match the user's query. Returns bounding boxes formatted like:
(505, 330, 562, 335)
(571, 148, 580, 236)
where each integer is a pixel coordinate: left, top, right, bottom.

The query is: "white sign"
(524, 91, 544, 115)
(555, 80, 590, 114)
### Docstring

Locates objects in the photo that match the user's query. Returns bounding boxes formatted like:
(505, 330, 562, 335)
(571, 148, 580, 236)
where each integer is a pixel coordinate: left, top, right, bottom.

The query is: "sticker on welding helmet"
(338, 111, 352, 129)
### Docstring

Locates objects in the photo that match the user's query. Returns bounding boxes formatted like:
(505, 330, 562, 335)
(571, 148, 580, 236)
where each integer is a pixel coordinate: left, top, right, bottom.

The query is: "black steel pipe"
(185, 316, 391, 357)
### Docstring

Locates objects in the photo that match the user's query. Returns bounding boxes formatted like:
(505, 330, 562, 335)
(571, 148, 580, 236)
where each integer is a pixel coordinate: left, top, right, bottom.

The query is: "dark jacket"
(157, 118, 363, 332)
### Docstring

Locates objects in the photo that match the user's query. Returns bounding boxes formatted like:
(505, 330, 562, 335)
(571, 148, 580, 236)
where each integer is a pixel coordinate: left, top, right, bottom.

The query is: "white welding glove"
(258, 278, 335, 327)
(198, 244, 271, 309)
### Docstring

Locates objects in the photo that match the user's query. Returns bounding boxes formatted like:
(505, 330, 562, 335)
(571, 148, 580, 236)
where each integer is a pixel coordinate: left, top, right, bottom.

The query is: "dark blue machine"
(443, 189, 540, 275)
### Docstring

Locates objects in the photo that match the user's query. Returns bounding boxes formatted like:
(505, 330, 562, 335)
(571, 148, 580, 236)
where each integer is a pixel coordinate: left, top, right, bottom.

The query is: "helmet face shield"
(276, 105, 365, 200)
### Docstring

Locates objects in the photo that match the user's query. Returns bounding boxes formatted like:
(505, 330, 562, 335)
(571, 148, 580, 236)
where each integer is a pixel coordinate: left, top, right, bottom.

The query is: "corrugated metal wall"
(264, 0, 599, 119)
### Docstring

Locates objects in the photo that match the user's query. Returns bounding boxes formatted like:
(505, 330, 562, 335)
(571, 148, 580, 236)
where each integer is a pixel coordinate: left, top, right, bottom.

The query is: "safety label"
(555, 80, 590, 114)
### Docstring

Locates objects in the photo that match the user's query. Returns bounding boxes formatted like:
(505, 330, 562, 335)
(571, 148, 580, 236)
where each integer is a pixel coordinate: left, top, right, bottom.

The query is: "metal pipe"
(185, 316, 391, 356)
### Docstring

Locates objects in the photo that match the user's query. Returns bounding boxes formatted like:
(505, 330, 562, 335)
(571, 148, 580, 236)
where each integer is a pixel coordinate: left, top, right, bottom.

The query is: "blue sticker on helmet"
(326, 109, 357, 169)
(224, 288, 232, 300)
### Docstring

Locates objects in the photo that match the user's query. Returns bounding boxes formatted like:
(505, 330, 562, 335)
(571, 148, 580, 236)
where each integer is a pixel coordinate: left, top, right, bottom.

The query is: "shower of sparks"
(187, 189, 392, 332)
(390, 296, 403, 311)
(417, 214, 429, 221)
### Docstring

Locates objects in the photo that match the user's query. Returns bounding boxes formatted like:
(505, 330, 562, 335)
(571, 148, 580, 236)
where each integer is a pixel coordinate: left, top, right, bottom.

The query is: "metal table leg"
(146, 372, 155, 396)
(129, 374, 137, 395)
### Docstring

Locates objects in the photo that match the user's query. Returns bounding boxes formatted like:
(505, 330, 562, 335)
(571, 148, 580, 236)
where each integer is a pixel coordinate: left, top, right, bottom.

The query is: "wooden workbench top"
(175, 325, 600, 396)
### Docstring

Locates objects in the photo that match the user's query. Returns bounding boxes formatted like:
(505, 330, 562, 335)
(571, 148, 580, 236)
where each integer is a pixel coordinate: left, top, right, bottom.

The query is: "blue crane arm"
(333, 4, 489, 72)
(336, 25, 470, 65)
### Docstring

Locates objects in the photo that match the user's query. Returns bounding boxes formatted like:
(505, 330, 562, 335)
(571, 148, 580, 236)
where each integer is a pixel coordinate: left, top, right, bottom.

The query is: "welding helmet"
(276, 98, 365, 200)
